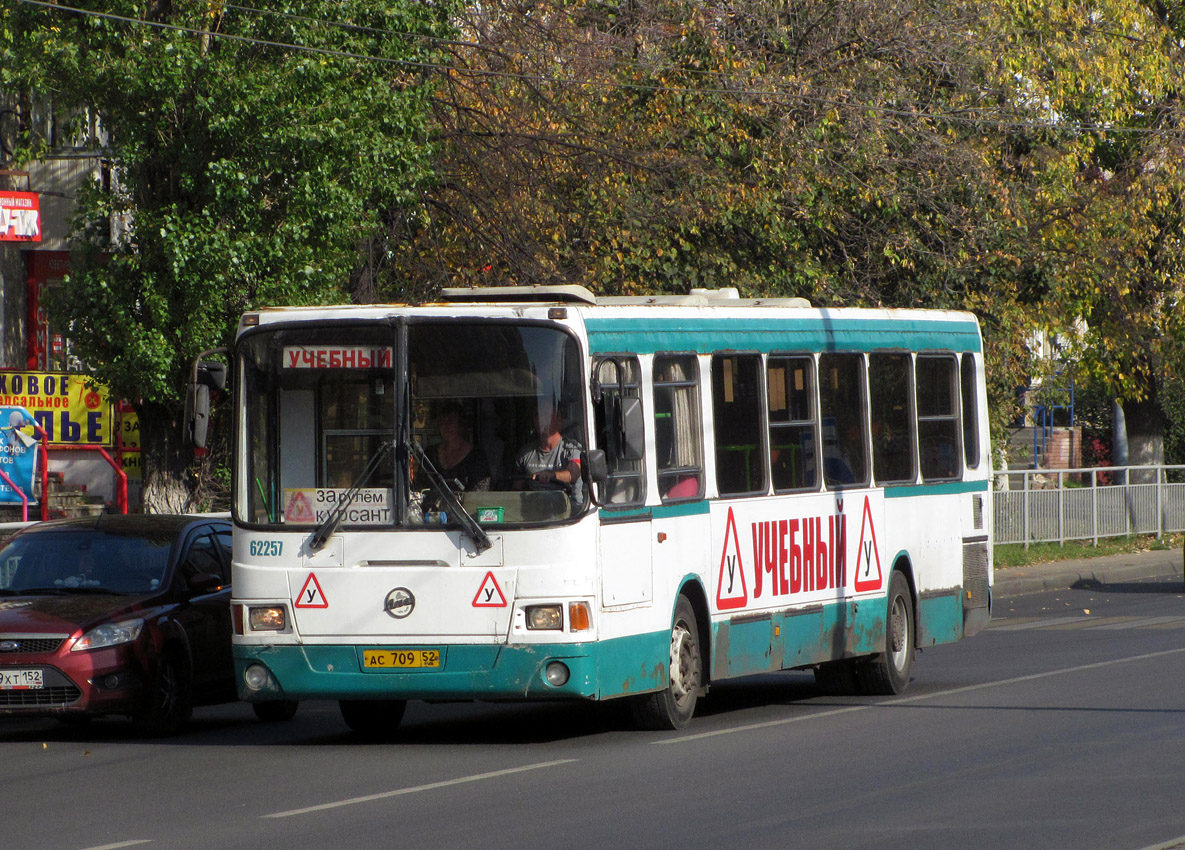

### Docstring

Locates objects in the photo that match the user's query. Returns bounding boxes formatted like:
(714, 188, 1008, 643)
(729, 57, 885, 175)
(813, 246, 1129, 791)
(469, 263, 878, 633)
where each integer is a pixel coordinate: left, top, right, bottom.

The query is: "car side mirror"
(186, 572, 224, 594)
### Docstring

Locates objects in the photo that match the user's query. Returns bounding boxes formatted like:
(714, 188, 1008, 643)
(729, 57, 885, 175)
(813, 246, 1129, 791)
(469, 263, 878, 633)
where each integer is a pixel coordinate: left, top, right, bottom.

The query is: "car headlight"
(71, 618, 145, 651)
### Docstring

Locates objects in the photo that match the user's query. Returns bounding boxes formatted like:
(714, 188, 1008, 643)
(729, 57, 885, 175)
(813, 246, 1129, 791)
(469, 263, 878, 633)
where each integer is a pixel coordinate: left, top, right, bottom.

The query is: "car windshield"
(0, 531, 173, 595)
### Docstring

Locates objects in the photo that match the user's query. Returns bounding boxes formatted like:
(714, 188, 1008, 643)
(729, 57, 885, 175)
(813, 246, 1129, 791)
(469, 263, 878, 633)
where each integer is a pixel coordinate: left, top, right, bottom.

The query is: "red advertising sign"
(0, 192, 40, 242)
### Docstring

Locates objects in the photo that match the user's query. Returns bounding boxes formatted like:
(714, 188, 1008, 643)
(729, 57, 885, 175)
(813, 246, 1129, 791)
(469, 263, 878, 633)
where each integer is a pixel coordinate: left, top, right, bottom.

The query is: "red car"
(0, 514, 295, 735)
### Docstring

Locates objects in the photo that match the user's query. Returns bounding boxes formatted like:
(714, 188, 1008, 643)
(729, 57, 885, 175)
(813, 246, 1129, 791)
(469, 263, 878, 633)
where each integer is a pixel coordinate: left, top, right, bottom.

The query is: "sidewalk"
(993, 547, 1184, 596)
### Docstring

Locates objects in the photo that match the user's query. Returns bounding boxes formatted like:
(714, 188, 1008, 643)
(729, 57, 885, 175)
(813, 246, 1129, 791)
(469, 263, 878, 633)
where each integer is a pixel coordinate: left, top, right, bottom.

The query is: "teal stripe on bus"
(883, 479, 989, 497)
(585, 315, 982, 355)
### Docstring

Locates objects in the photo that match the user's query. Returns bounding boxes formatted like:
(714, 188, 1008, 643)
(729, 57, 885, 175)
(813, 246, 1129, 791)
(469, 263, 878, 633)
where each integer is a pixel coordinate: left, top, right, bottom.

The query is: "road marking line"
(1090, 616, 1185, 630)
(80, 842, 152, 850)
(990, 615, 1093, 630)
(1134, 836, 1185, 850)
(263, 759, 578, 818)
(656, 646, 1185, 745)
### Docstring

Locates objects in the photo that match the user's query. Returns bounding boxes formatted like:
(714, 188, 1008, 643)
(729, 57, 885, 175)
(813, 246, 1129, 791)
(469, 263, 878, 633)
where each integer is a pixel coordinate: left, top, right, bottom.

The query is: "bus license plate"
(0, 668, 44, 689)
(363, 649, 441, 669)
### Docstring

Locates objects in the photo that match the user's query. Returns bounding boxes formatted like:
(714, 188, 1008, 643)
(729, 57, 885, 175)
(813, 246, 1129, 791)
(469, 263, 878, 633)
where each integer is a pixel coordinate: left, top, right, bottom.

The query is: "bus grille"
(962, 539, 990, 610)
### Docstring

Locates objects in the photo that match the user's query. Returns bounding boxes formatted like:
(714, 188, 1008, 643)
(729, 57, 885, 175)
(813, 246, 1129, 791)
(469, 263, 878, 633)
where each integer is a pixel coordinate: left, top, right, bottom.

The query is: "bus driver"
(515, 401, 584, 509)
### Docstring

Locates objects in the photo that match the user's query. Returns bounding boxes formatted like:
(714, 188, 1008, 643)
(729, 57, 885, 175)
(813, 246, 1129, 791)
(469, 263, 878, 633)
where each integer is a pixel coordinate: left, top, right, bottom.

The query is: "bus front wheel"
(630, 596, 702, 731)
(339, 699, 407, 738)
(857, 571, 914, 695)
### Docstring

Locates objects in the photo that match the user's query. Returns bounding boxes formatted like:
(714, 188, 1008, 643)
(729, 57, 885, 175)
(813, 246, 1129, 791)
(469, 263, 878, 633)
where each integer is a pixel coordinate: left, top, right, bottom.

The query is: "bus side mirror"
(618, 397, 644, 461)
(185, 354, 227, 450)
(583, 449, 608, 485)
(185, 382, 211, 449)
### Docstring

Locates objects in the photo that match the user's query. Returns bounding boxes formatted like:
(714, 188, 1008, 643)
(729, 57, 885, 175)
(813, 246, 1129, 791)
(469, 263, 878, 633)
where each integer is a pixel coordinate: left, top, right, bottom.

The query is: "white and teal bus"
(219, 285, 992, 733)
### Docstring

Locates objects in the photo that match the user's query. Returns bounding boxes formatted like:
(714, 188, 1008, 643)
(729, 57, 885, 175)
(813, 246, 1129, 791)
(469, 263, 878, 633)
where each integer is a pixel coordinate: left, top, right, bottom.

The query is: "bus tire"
(339, 699, 407, 738)
(814, 659, 862, 695)
(857, 571, 914, 695)
(630, 596, 702, 731)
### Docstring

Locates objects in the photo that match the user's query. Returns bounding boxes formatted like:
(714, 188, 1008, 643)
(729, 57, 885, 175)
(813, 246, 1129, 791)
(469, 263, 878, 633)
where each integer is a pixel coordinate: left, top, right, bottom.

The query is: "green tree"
(0, 0, 455, 509)
(387, 0, 1036, 434)
(982, 0, 1185, 465)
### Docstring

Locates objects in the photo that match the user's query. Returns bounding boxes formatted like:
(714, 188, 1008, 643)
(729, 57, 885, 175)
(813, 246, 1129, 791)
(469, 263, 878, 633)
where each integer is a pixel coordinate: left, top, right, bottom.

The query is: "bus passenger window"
(594, 356, 646, 506)
(961, 354, 981, 469)
(917, 355, 961, 481)
(767, 356, 817, 492)
(653, 355, 703, 501)
(869, 353, 915, 484)
(712, 354, 767, 497)
(818, 353, 868, 488)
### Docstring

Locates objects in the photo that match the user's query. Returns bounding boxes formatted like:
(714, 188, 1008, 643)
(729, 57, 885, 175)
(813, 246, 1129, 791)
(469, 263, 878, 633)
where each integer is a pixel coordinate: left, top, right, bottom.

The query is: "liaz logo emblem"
(383, 587, 416, 619)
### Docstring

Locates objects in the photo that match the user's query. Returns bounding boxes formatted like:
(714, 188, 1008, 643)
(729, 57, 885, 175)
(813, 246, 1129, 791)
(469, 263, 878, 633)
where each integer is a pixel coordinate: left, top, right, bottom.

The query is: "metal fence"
(993, 465, 1185, 546)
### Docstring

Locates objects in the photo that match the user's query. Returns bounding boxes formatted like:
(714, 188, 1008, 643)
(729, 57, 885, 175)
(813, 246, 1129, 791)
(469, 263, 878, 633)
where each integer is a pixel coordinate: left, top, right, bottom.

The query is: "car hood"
(0, 594, 152, 635)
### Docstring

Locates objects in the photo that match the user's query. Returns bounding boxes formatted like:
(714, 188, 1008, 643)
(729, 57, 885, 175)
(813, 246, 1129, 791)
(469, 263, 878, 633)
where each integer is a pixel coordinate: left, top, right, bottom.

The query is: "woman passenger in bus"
(425, 401, 491, 492)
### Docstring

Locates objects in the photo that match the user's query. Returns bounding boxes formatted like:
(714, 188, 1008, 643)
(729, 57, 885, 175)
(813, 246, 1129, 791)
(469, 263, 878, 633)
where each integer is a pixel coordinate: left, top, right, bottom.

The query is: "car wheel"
(629, 595, 703, 730)
(253, 700, 299, 722)
(132, 650, 192, 737)
(339, 699, 407, 738)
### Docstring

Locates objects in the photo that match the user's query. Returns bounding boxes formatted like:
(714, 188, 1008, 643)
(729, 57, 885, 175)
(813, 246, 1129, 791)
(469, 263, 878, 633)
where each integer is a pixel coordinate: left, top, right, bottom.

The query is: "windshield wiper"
(409, 441, 492, 555)
(309, 441, 394, 552)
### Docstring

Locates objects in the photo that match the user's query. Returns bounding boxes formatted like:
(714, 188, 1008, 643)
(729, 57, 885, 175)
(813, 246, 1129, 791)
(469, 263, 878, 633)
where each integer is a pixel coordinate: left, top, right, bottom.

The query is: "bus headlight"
(249, 605, 287, 631)
(526, 605, 563, 630)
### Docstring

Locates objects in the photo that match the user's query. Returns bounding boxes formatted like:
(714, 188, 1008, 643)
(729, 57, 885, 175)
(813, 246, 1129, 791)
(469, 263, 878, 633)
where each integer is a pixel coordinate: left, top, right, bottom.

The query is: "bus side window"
(917, 354, 961, 481)
(712, 353, 767, 497)
(961, 353, 981, 469)
(594, 356, 646, 506)
(653, 354, 703, 502)
(869, 352, 916, 484)
(767, 355, 818, 492)
(818, 353, 868, 488)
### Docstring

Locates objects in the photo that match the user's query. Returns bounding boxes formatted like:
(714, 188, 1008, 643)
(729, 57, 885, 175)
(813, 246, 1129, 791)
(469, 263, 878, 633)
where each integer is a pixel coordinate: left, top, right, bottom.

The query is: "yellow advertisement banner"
(0, 372, 114, 446)
(117, 402, 141, 479)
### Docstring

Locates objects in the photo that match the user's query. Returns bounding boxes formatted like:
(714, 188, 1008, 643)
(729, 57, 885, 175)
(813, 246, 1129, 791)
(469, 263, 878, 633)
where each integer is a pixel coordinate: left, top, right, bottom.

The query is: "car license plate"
(362, 649, 441, 669)
(0, 668, 43, 690)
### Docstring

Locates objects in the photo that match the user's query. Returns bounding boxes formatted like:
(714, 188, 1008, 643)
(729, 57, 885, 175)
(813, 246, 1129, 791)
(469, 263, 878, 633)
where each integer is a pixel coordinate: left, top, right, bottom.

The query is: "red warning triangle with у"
(472, 571, 507, 607)
(854, 495, 883, 592)
(716, 506, 748, 610)
(284, 490, 316, 524)
(295, 572, 329, 608)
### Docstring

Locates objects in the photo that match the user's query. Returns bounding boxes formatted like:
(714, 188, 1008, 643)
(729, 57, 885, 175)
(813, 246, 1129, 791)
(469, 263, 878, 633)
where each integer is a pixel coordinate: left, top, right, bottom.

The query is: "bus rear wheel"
(630, 596, 702, 731)
(339, 699, 407, 738)
(857, 571, 914, 695)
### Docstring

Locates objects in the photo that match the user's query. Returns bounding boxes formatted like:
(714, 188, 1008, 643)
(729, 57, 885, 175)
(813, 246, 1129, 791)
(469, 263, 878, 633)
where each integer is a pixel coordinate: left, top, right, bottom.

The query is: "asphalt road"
(5, 549, 1185, 850)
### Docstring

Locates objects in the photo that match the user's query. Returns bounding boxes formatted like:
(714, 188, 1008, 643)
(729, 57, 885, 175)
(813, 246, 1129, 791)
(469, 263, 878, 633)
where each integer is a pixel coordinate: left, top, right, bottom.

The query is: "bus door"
(592, 357, 652, 607)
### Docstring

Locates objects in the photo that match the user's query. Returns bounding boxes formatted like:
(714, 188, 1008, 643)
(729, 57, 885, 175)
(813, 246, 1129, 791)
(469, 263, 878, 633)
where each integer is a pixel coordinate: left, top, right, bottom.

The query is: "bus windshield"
(235, 320, 588, 530)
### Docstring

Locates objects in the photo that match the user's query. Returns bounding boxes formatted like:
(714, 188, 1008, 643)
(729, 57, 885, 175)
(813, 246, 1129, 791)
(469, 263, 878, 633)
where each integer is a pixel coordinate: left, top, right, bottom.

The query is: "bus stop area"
(995, 547, 1184, 597)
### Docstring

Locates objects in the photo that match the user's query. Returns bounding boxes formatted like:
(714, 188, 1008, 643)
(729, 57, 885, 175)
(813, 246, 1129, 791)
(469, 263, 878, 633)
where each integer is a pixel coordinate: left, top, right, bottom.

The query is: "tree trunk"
(1115, 396, 1164, 485)
(137, 400, 215, 513)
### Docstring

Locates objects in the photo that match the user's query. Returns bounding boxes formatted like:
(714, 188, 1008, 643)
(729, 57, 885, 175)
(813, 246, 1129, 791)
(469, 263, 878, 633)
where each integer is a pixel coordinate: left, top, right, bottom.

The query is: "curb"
(994, 548, 1184, 596)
